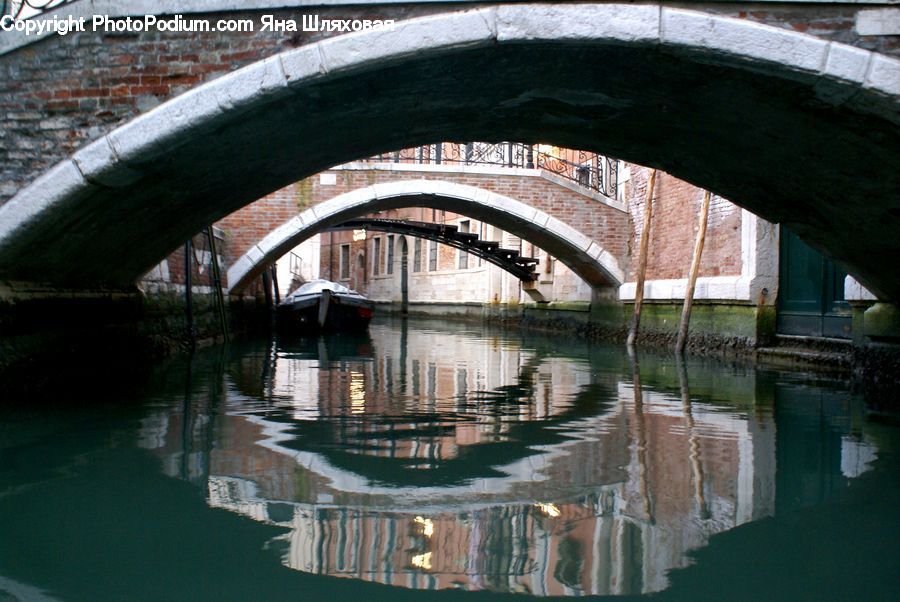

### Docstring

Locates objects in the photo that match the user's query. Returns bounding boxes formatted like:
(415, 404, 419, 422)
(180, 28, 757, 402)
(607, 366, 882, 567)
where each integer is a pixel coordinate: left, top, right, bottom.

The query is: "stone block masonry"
(0, 2, 896, 389)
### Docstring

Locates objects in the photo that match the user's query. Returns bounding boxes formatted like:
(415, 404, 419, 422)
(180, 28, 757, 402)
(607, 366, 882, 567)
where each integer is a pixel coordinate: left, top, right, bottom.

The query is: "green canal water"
(1, 317, 898, 601)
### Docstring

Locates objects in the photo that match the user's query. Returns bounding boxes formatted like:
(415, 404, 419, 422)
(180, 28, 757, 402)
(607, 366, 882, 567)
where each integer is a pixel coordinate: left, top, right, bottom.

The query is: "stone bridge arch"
(0, 4, 897, 297)
(226, 179, 624, 294)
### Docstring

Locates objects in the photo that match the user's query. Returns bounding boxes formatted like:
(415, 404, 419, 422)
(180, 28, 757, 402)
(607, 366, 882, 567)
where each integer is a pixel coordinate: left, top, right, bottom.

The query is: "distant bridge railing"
(369, 142, 619, 198)
(2, 0, 78, 20)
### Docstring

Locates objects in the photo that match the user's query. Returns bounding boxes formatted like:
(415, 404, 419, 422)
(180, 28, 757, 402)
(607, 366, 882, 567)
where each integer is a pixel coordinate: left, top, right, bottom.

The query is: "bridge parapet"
(359, 142, 620, 199)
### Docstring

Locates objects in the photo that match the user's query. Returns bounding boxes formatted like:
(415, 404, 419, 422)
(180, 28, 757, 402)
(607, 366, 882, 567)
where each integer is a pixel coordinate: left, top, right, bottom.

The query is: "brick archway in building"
(226, 179, 624, 294)
(0, 4, 897, 297)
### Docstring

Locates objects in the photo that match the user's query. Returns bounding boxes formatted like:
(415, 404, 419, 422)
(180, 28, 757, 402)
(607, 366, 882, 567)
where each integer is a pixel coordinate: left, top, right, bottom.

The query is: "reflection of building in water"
(265, 323, 595, 468)
(206, 481, 645, 595)
(136, 327, 875, 596)
(195, 375, 778, 596)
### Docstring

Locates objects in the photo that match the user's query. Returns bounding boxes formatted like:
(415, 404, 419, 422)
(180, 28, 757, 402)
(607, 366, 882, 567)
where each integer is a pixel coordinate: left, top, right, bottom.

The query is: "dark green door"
(778, 228, 851, 338)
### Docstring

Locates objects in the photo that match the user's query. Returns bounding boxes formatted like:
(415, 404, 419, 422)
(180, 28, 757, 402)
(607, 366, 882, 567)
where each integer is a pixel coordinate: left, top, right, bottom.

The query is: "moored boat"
(276, 279, 374, 333)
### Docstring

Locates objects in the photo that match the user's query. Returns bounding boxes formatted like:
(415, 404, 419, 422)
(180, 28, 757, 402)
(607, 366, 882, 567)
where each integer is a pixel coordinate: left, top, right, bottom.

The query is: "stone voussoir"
(71, 137, 142, 189)
(495, 3, 660, 44)
(0, 161, 94, 243)
(318, 8, 497, 74)
(660, 7, 829, 79)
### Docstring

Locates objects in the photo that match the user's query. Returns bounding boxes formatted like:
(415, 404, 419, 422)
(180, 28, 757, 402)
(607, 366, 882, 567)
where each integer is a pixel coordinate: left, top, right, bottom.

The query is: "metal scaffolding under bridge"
(325, 218, 539, 281)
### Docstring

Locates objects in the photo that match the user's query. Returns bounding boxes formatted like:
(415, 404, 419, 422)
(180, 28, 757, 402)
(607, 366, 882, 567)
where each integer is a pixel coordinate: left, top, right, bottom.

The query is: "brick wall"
(161, 233, 223, 289)
(623, 166, 743, 281)
(216, 182, 304, 266)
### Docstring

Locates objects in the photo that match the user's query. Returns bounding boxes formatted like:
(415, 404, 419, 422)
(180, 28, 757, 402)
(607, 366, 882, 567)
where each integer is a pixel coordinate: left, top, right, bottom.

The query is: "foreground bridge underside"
(0, 6, 897, 299)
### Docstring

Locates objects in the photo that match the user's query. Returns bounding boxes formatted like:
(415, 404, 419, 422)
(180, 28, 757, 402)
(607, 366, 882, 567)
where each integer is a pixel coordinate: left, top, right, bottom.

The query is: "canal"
(1, 316, 897, 601)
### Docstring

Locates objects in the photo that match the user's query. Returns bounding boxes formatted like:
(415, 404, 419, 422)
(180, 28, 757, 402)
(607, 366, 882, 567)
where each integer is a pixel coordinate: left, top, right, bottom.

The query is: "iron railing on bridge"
(370, 142, 618, 198)
(2, 0, 78, 20)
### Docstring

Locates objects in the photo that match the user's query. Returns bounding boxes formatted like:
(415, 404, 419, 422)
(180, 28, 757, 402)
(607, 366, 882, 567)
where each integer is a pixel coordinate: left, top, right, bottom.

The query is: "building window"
(373, 237, 381, 276)
(339, 244, 350, 280)
(413, 238, 422, 272)
(387, 235, 394, 275)
(428, 240, 438, 271)
(458, 220, 469, 269)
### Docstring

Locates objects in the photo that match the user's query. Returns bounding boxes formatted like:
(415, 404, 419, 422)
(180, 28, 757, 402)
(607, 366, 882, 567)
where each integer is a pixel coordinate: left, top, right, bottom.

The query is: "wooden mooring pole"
(205, 226, 230, 343)
(184, 239, 195, 348)
(675, 190, 711, 354)
(262, 270, 272, 310)
(676, 355, 711, 519)
(628, 346, 654, 523)
(627, 168, 657, 348)
(270, 264, 281, 304)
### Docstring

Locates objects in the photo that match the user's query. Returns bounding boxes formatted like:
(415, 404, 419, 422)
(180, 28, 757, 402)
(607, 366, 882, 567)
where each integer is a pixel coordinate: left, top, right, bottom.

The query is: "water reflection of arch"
(229, 322, 625, 493)
(173, 327, 773, 595)
(200, 379, 777, 597)
(135, 334, 883, 597)
(223, 324, 775, 507)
